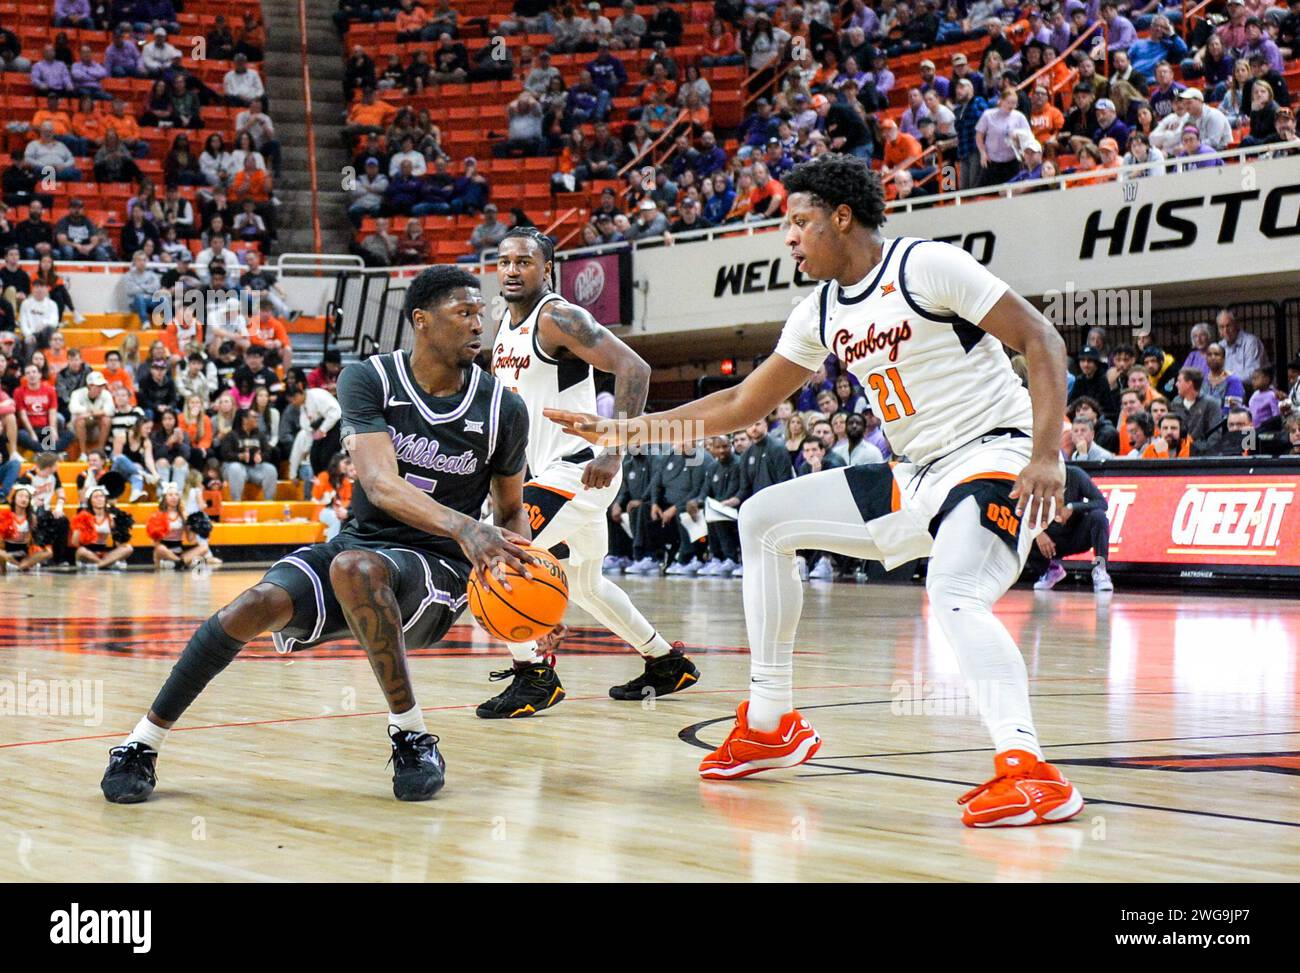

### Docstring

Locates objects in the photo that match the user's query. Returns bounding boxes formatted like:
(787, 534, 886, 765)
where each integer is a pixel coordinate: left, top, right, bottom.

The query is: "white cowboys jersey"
(492, 291, 600, 475)
(775, 237, 1033, 466)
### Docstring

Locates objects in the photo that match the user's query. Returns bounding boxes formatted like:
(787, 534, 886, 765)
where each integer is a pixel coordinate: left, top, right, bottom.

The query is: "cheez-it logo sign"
(832, 321, 913, 366)
(1169, 484, 1294, 553)
(493, 344, 531, 380)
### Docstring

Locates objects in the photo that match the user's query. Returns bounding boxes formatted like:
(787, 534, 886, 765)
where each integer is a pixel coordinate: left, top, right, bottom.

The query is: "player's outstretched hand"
(581, 452, 620, 490)
(543, 409, 630, 448)
(459, 520, 536, 592)
(1010, 456, 1066, 533)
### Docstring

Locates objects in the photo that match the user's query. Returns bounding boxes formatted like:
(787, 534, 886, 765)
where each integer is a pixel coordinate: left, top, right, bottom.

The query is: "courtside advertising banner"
(1065, 467, 1300, 577)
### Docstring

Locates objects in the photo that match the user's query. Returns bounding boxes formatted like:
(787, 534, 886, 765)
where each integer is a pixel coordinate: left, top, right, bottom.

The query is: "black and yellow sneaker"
(388, 727, 447, 801)
(101, 741, 158, 804)
(475, 656, 566, 719)
(609, 645, 700, 701)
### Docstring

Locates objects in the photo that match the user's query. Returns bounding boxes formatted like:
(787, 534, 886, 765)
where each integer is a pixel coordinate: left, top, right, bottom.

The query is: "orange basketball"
(467, 545, 569, 643)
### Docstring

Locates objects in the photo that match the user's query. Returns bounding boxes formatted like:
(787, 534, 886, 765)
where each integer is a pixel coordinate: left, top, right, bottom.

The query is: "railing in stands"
(1015, 20, 1104, 96)
(616, 110, 691, 202)
(297, 0, 322, 254)
(1181, 0, 1217, 39)
(742, 48, 802, 112)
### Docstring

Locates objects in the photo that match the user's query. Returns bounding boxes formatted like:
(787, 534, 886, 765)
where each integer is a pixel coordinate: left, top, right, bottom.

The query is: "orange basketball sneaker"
(698, 701, 822, 780)
(957, 750, 1084, 827)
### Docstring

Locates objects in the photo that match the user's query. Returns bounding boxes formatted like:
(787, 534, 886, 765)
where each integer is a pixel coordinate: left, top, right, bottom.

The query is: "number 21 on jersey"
(866, 367, 915, 422)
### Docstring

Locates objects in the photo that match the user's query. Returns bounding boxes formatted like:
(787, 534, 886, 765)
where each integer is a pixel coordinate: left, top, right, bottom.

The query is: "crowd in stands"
(0, 235, 358, 571)
(331, 0, 1299, 261)
(1, 7, 283, 268)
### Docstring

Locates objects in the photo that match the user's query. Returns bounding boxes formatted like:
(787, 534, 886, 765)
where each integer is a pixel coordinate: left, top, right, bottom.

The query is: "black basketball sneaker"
(388, 727, 447, 801)
(475, 655, 566, 719)
(100, 742, 158, 804)
(609, 644, 700, 701)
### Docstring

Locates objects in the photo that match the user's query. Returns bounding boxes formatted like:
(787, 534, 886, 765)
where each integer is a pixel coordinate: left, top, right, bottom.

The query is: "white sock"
(125, 715, 167, 751)
(507, 641, 544, 664)
(747, 660, 793, 732)
(388, 704, 427, 736)
(637, 631, 674, 659)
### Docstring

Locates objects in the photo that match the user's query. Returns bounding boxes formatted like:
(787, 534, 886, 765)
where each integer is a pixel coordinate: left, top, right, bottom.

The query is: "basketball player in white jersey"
(478, 227, 700, 718)
(548, 155, 1084, 827)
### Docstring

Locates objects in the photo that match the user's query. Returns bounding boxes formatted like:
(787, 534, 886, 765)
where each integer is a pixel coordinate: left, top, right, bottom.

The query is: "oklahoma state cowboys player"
(482, 227, 699, 719)
(548, 155, 1084, 828)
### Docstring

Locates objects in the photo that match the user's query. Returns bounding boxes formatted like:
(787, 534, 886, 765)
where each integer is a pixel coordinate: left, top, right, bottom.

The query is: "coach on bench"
(1026, 464, 1114, 593)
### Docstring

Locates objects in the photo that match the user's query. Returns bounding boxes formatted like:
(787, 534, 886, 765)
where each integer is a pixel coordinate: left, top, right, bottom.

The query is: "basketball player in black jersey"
(101, 267, 535, 803)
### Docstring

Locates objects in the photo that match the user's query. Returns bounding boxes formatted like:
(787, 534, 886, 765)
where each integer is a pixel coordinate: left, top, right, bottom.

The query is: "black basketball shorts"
(262, 535, 470, 652)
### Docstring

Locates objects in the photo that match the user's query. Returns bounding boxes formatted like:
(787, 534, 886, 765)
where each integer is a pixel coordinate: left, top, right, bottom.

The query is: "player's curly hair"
(781, 154, 886, 229)
(403, 265, 481, 324)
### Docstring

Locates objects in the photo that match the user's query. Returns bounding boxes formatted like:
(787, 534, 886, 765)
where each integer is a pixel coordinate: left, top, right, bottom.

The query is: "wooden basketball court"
(2, 569, 1297, 882)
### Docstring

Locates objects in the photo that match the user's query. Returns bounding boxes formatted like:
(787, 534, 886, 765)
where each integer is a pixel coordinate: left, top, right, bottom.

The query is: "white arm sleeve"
(772, 287, 831, 372)
(902, 240, 1008, 327)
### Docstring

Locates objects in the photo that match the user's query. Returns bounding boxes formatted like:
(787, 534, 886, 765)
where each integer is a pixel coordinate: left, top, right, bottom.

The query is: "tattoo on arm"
(340, 574, 415, 714)
(546, 303, 606, 350)
(615, 368, 649, 420)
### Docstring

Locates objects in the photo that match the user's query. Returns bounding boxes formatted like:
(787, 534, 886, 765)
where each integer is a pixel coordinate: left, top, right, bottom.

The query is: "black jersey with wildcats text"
(335, 350, 529, 568)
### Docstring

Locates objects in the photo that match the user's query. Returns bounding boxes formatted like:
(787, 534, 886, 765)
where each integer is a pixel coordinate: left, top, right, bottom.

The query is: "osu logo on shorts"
(986, 502, 1020, 537)
(524, 502, 546, 532)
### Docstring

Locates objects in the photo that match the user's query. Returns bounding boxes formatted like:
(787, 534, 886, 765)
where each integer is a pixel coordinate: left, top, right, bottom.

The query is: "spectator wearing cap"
(1092, 98, 1131, 147)
(1071, 347, 1117, 416)
(1007, 138, 1046, 183)
(1097, 136, 1123, 173)
(667, 195, 712, 236)
(737, 98, 781, 157)
(1179, 86, 1233, 149)
(347, 157, 387, 226)
(948, 52, 983, 100)
(917, 59, 950, 99)
(864, 52, 895, 103)
(1216, 308, 1268, 378)
(141, 27, 182, 78)
(1142, 345, 1179, 398)
(55, 199, 113, 262)
(467, 204, 508, 259)
(976, 88, 1031, 186)
(627, 197, 670, 240)
(1262, 106, 1298, 156)
(1174, 124, 1224, 169)
(68, 370, 115, 453)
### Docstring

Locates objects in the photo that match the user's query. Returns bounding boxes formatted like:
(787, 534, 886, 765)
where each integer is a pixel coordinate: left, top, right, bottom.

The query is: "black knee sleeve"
(150, 614, 247, 722)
